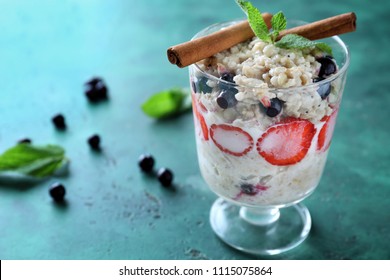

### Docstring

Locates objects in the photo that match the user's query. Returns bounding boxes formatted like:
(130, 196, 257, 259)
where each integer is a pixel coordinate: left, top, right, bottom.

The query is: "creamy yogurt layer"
(191, 36, 341, 206)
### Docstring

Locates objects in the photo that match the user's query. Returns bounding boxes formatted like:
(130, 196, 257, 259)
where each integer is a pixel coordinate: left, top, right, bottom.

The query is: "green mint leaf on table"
(236, 0, 271, 43)
(141, 88, 192, 119)
(275, 34, 333, 55)
(0, 144, 69, 180)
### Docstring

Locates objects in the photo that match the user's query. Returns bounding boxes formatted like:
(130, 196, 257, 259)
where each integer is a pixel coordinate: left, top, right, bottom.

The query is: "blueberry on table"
(88, 134, 101, 151)
(265, 98, 283, 117)
(49, 182, 66, 202)
(317, 56, 337, 78)
(84, 77, 109, 102)
(313, 77, 331, 100)
(157, 168, 174, 187)
(18, 138, 32, 144)
(216, 90, 238, 109)
(138, 154, 155, 173)
(52, 114, 66, 130)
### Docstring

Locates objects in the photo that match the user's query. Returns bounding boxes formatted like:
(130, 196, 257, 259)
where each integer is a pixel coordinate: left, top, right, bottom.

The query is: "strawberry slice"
(210, 124, 254, 156)
(191, 94, 209, 141)
(317, 110, 338, 151)
(256, 118, 316, 165)
(197, 113, 209, 140)
(198, 100, 208, 113)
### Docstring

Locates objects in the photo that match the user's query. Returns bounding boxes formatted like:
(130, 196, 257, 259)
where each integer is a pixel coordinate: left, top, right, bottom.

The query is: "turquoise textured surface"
(0, 0, 389, 260)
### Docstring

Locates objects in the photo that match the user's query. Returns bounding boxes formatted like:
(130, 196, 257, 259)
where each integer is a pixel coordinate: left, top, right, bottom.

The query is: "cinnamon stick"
(277, 12, 356, 40)
(167, 12, 356, 68)
(167, 13, 273, 68)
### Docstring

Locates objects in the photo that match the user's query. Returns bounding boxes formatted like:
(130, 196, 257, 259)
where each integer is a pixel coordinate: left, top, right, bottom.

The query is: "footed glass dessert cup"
(189, 21, 350, 255)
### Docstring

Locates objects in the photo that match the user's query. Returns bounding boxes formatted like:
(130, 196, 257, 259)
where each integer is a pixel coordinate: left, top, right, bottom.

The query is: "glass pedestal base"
(210, 198, 311, 256)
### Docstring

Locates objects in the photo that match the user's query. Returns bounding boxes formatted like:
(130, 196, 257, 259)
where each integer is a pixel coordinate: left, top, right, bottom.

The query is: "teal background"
(0, 0, 388, 260)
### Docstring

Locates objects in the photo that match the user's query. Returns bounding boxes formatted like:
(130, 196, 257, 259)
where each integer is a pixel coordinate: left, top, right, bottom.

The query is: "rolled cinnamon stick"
(167, 12, 356, 68)
(167, 13, 273, 68)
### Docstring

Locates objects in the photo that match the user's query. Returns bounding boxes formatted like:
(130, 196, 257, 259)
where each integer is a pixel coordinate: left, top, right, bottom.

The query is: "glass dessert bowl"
(189, 20, 350, 255)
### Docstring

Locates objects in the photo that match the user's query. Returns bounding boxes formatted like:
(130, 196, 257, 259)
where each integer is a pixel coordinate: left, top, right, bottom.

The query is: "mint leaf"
(275, 34, 333, 55)
(142, 88, 191, 119)
(314, 42, 333, 56)
(236, 0, 271, 43)
(270, 11, 287, 43)
(0, 144, 68, 178)
(271, 11, 287, 32)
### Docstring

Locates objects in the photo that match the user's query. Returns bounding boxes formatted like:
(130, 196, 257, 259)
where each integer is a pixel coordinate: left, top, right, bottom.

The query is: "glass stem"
(239, 206, 280, 226)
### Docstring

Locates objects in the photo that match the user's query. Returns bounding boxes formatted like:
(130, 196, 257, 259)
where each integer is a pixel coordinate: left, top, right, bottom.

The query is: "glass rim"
(190, 19, 350, 92)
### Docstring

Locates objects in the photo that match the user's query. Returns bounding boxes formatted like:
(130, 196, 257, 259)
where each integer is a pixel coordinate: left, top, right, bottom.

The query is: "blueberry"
(218, 72, 238, 94)
(220, 72, 235, 83)
(49, 182, 66, 202)
(157, 168, 174, 187)
(193, 76, 212, 94)
(240, 184, 258, 196)
(88, 134, 101, 151)
(138, 154, 155, 173)
(191, 81, 197, 93)
(313, 77, 331, 99)
(317, 56, 337, 78)
(84, 77, 108, 102)
(265, 98, 283, 117)
(216, 90, 238, 109)
(52, 114, 66, 130)
(18, 138, 31, 144)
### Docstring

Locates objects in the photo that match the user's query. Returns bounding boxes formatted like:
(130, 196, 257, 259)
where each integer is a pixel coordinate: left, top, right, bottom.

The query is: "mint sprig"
(236, 0, 332, 54)
(275, 34, 333, 55)
(141, 87, 192, 119)
(0, 144, 69, 179)
(270, 11, 286, 42)
(237, 0, 270, 43)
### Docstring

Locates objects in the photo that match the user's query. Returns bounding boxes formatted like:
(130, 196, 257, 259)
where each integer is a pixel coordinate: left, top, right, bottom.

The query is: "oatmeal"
(190, 34, 346, 207)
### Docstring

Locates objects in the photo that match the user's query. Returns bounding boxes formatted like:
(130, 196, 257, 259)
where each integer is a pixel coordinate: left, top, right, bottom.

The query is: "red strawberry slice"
(256, 118, 316, 165)
(191, 94, 209, 141)
(198, 100, 208, 113)
(210, 124, 254, 156)
(191, 93, 199, 115)
(197, 113, 209, 141)
(317, 110, 338, 151)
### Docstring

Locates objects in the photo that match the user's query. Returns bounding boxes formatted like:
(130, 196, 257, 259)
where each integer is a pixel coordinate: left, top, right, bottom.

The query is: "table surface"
(0, 0, 389, 260)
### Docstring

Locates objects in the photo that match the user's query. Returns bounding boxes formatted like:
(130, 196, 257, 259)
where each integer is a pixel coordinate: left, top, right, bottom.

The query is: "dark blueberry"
(216, 90, 238, 109)
(138, 154, 155, 173)
(240, 184, 258, 196)
(88, 134, 101, 151)
(18, 138, 32, 144)
(194, 76, 212, 94)
(218, 72, 238, 94)
(317, 56, 337, 78)
(191, 81, 197, 93)
(220, 72, 235, 83)
(84, 77, 108, 102)
(49, 182, 66, 202)
(265, 98, 283, 117)
(52, 114, 66, 130)
(157, 168, 174, 187)
(313, 77, 331, 99)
